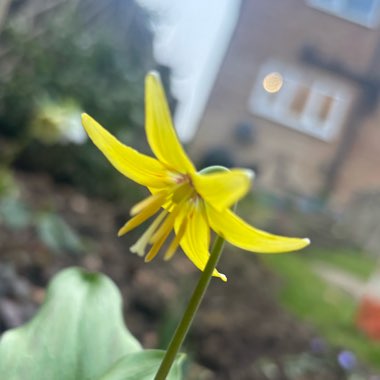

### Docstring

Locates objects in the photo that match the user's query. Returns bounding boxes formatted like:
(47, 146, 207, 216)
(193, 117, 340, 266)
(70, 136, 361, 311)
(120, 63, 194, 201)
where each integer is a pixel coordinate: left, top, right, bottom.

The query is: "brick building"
(191, 0, 380, 207)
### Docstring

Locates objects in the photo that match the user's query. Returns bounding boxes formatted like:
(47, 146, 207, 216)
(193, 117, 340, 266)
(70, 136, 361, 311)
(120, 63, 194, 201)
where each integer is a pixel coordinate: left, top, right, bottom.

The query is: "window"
(248, 61, 351, 141)
(307, 0, 380, 27)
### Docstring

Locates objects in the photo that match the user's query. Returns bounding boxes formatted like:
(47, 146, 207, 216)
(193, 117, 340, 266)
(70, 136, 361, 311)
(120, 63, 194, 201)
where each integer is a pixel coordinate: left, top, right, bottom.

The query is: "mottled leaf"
(0, 267, 142, 380)
(97, 350, 184, 380)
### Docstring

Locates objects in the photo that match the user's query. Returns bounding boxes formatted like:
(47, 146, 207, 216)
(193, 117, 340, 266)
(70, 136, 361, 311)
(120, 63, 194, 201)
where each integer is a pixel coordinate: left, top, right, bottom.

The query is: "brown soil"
(0, 172, 373, 380)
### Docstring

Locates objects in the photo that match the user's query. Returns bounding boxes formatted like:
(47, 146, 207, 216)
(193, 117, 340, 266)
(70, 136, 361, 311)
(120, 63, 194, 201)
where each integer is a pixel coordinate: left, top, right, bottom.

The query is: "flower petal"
(206, 205, 310, 253)
(176, 201, 227, 281)
(82, 113, 172, 188)
(82, 113, 171, 188)
(145, 72, 195, 174)
(193, 169, 254, 210)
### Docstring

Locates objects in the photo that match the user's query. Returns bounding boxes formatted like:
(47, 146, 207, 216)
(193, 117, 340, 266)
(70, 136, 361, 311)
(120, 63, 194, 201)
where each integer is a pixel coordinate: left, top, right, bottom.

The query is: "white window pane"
(308, 0, 380, 26)
(345, 0, 375, 14)
(317, 95, 334, 122)
(289, 85, 310, 116)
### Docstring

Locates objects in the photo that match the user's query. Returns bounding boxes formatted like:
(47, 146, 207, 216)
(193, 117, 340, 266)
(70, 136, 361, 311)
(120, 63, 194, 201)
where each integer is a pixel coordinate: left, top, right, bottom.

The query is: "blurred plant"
(356, 274, 380, 341)
(252, 347, 375, 380)
(35, 212, 84, 254)
(0, 196, 31, 231)
(0, 179, 84, 255)
(0, 0, 155, 200)
(0, 166, 18, 197)
(0, 0, 152, 137)
(338, 350, 357, 371)
(0, 267, 184, 380)
(30, 98, 86, 145)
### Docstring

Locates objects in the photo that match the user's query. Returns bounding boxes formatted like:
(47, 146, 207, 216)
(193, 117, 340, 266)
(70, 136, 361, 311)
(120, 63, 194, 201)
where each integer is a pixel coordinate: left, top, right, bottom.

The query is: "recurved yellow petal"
(206, 205, 310, 253)
(177, 201, 227, 281)
(145, 72, 195, 175)
(82, 113, 170, 188)
(193, 169, 254, 211)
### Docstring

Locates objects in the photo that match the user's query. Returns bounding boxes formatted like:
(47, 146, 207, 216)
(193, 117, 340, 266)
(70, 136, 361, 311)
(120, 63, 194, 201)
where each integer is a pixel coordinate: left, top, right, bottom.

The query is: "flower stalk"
(154, 234, 226, 380)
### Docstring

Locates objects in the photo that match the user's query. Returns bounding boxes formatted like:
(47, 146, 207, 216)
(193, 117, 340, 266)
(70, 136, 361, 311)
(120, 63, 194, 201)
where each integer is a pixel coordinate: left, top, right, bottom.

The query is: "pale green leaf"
(0, 267, 142, 380)
(0, 197, 31, 230)
(97, 350, 185, 380)
(36, 212, 84, 254)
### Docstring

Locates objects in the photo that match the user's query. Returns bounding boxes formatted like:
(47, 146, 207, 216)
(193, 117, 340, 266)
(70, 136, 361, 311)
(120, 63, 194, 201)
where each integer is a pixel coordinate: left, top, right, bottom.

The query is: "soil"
(0, 172, 376, 380)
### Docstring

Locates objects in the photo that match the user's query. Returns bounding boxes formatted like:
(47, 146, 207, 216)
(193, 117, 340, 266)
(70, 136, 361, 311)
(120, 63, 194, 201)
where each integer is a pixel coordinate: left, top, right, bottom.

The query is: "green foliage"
(0, 183, 85, 255)
(36, 212, 84, 254)
(0, 267, 184, 380)
(0, 1, 152, 137)
(0, 167, 19, 196)
(99, 351, 184, 380)
(262, 252, 380, 368)
(0, 0, 155, 200)
(0, 196, 31, 230)
(306, 247, 375, 280)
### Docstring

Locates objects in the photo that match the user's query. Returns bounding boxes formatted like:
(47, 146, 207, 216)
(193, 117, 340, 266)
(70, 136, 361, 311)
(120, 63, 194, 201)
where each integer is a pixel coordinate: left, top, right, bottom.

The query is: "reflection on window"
(248, 61, 351, 141)
(262, 72, 284, 93)
(307, 0, 380, 27)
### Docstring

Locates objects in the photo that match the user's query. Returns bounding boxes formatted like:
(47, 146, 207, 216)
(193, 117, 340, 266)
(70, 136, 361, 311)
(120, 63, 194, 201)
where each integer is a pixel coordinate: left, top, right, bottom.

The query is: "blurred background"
(0, 0, 380, 379)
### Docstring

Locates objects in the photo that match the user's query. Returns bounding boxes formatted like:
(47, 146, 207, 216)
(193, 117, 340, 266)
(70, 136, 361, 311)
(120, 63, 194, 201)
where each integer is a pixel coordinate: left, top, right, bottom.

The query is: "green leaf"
(36, 212, 84, 254)
(0, 197, 31, 230)
(0, 267, 142, 380)
(97, 350, 185, 380)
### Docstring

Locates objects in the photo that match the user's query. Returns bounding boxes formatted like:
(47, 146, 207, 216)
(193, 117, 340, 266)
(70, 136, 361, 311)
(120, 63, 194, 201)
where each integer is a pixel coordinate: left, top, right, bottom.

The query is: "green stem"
(154, 235, 226, 380)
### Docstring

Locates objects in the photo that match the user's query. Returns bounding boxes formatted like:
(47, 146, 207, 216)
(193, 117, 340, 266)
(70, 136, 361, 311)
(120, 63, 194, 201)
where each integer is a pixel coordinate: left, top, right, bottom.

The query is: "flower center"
(119, 179, 197, 262)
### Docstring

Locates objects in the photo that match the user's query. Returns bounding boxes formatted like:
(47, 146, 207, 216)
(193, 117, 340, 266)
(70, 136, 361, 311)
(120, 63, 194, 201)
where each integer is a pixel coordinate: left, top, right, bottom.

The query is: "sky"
(137, 0, 241, 142)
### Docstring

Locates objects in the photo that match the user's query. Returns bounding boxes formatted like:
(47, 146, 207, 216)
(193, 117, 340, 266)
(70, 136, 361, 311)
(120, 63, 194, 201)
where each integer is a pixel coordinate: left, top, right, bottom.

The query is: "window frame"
(248, 61, 351, 142)
(307, 0, 380, 28)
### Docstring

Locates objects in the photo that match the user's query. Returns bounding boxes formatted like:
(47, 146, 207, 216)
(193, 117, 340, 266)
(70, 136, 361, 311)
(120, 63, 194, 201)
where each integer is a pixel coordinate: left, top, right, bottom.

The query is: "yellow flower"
(81, 72, 309, 281)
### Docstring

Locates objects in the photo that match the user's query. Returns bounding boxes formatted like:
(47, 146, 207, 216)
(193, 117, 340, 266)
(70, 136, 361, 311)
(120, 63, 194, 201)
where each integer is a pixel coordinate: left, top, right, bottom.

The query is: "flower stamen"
(127, 184, 194, 261)
(144, 230, 170, 262)
(163, 216, 188, 261)
(145, 196, 190, 261)
(130, 210, 167, 257)
(118, 192, 167, 236)
(149, 209, 178, 245)
(130, 190, 167, 216)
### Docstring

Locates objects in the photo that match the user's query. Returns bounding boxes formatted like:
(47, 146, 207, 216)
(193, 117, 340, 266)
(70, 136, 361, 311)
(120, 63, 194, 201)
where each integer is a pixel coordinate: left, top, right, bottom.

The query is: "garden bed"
(0, 172, 378, 380)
